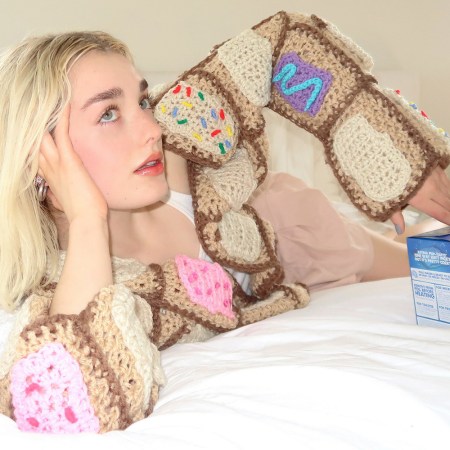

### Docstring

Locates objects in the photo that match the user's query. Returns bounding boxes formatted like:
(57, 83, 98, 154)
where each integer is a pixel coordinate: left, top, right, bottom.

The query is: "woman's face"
(68, 50, 168, 210)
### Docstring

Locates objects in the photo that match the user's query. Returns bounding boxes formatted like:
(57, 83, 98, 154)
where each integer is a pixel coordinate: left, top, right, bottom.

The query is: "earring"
(34, 175, 48, 202)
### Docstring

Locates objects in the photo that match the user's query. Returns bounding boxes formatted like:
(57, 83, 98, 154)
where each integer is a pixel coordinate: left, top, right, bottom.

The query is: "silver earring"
(34, 175, 48, 202)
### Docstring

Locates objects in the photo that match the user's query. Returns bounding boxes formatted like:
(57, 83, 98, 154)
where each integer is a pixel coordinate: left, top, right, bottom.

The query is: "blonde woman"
(0, 14, 449, 433)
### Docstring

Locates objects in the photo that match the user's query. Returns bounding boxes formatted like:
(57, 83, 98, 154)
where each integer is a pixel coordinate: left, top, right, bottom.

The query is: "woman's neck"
(107, 202, 167, 260)
(55, 151, 192, 262)
(55, 201, 166, 259)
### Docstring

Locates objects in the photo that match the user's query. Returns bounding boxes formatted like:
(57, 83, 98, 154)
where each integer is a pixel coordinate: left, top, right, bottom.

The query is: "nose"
(136, 108, 162, 146)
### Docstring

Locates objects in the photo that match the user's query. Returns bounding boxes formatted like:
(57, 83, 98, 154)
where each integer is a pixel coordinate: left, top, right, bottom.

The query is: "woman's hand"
(38, 105, 108, 223)
(391, 165, 450, 234)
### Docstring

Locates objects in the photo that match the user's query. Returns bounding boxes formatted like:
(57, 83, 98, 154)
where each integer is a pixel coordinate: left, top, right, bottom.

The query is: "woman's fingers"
(53, 104, 72, 155)
(39, 131, 59, 161)
(408, 166, 450, 225)
(36, 104, 108, 222)
(37, 131, 59, 182)
(410, 196, 450, 225)
(437, 165, 450, 197)
(390, 211, 406, 235)
(430, 189, 450, 215)
(38, 105, 83, 182)
(391, 166, 450, 233)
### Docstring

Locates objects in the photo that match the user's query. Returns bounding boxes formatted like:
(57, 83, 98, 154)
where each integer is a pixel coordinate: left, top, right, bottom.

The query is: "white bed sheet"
(1, 277, 450, 449)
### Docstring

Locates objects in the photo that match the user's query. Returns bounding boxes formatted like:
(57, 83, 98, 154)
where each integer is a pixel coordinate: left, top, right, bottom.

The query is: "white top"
(164, 190, 251, 294)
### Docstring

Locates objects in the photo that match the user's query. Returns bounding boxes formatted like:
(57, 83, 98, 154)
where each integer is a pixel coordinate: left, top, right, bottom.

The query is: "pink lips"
(134, 152, 164, 176)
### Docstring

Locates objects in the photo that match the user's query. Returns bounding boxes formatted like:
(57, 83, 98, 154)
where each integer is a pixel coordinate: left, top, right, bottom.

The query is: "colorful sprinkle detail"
(395, 90, 448, 138)
(155, 81, 236, 156)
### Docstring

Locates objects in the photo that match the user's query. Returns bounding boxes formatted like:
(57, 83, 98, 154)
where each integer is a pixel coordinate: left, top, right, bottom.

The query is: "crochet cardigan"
(1, 11, 448, 433)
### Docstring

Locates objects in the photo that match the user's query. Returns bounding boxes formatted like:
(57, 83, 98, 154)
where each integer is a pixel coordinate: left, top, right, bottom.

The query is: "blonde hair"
(0, 31, 132, 311)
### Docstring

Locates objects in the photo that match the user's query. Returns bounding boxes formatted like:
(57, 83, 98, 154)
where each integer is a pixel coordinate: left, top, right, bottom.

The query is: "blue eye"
(100, 107, 118, 123)
(140, 97, 151, 110)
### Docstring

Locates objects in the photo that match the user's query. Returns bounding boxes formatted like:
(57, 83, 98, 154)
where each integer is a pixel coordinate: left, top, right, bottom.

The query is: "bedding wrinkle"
(1, 278, 450, 447)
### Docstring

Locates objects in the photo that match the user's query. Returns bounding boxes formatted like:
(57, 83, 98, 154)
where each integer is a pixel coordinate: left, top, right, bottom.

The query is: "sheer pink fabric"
(250, 172, 374, 292)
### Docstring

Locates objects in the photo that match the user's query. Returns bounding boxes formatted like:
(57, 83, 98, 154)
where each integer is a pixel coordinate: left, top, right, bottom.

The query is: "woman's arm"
(0, 106, 166, 433)
(51, 216, 112, 314)
(153, 12, 450, 226)
(38, 106, 113, 315)
(0, 284, 165, 433)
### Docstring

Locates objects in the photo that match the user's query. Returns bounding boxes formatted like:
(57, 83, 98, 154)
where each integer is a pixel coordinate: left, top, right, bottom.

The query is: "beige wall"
(0, 0, 448, 130)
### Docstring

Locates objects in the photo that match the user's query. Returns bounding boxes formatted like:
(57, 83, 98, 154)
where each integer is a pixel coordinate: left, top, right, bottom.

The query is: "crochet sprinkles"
(394, 90, 449, 138)
(156, 82, 236, 155)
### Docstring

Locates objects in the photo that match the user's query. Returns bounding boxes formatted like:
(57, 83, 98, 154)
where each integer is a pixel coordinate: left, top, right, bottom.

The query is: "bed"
(1, 71, 449, 448)
(1, 277, 450, 449)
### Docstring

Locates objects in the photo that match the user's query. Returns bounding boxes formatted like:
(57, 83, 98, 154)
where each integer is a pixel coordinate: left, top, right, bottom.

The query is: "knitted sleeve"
(151, 11, 450, 222)
(0, 284, 166, 433)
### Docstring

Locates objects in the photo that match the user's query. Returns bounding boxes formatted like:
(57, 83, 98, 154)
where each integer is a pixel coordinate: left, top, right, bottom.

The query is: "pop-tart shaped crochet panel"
(264, 14, 449, 221)
(151, 11, 449, 217)
(150, 11, 450, 301)
(0, 286, 165, 433)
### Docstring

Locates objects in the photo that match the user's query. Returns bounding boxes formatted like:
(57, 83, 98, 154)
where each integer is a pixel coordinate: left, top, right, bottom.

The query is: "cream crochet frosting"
(1, 11, 449, 433)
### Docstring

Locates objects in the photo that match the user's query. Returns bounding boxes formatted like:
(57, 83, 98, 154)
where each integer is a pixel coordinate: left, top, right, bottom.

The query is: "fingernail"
(395, 224, 403, 235)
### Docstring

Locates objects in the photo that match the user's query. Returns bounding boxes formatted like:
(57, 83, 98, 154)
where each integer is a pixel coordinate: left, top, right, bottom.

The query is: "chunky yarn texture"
(1, 11, 448, 433)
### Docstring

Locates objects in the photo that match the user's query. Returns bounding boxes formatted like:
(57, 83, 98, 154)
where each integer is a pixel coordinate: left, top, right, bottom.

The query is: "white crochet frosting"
(218, 210, 262, 262)
(204, 147, 257, 210)
(333, 114, 411, 202)
(111, 285, 165, 412)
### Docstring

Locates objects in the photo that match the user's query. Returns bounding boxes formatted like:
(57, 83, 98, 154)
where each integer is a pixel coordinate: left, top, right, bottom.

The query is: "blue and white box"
(407, 227, 450, 328)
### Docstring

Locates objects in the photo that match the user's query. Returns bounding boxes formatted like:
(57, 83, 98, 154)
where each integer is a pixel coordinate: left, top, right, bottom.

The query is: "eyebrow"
(81, 78, 149, 110)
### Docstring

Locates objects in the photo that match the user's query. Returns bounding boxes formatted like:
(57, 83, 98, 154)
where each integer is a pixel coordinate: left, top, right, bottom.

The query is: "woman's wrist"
(50, 215, 113, 316)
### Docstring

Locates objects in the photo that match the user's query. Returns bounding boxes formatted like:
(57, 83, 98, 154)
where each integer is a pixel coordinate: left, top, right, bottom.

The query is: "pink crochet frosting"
(10, 342, 99, 433)
(175, 255, 235, 318)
